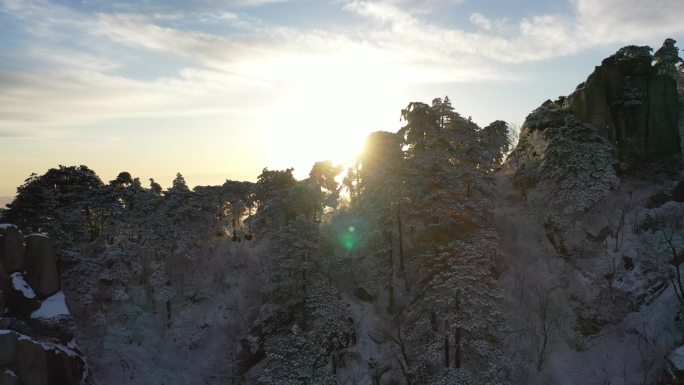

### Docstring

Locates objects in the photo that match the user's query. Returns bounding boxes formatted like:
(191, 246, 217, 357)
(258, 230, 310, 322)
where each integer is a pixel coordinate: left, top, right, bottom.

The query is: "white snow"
(0, 329, 12, 335)
(31, 291, 70, 319)
(27, 232, 49, 238)
(12, 329, 80, 358)
(10, 272, 36, 299)
(53, 341, 79, 358)
(3, 368, 17, 378)
(669, 345, 684, 371)
(0, 223, 17, 230)
(67, 338, 79, 350)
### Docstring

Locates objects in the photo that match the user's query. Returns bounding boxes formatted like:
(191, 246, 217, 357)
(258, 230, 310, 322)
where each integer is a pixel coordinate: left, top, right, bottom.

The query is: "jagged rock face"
(507, 110, 619, 214)
(0, 263, 10, 313)
(0, 226, 23, 273)
(567, 44, 681, 162)
(0, 330, 87, 385)
(7, 273, 40, 318)
(0, 369, 21, 385)
(23, 235, 60, 299)
(0, 229, 88, 384)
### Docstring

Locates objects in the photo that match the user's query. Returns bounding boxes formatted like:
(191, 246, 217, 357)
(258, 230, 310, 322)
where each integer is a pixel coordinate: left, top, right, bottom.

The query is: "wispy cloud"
(345, 0, 683, 63)
(1, 0, 682, 129)
(574, 0, 684, 44)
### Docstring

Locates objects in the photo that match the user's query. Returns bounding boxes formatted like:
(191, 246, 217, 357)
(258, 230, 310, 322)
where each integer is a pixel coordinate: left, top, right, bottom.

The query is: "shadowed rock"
(0, 262, 11, 316)
(0, 226, 24, 273)
(0, 369, 20, 385)
(0, 330, 87, 385)
(567, 43, 681, 162)
(7, 273, 40, 318)
(23, 235, 60, 299)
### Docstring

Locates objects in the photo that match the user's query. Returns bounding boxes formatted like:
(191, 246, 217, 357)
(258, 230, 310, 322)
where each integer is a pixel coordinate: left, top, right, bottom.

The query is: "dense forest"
(0, 39, 683, 385)
(1, 96, 513, 384)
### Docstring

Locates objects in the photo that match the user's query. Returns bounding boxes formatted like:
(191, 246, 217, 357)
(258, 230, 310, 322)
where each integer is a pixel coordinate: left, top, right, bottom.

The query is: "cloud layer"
(1, 0, 682, 129)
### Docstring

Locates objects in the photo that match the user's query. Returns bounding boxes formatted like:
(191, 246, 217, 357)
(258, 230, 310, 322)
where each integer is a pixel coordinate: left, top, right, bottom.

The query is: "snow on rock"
(31, 291, 70, 319)
(27, 232, 49, 238)
(10, 272, 36, 299)
(0, 329, 88, 384)
(669, 345, 684, 371)
(0, 368, 19, 385)
(0, 224, 17, 230)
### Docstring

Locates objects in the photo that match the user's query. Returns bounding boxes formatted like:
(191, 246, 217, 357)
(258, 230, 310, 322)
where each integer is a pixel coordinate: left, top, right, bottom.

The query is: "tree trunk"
(165, 300, 172, 328)
(387, 231, 394, 314)
(397, 204, 405, 273)
(302, 252, 308, 328)
(466, 174, 472, 198)
(444, 334, 450, 368)
(431, 311, 437, 332)
(454, 328, 461, 369)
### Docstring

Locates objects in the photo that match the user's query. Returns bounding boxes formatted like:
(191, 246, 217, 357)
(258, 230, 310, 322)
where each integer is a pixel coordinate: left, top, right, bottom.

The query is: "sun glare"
(266, 78, 399, 177)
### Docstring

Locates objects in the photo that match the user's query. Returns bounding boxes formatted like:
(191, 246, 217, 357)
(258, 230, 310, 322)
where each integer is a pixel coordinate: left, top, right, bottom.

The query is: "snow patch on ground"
(11, 272, 36, 299)
(669, 345, 684, 371)
(494, 169, 683, 385)
(339, 295, 382, 385)
(32, 291, 70, 319)
(0, 223, 17, 230)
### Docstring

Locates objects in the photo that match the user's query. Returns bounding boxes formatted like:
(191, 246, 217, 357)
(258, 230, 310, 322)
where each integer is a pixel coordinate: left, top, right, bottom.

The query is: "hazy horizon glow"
(1, 0, 683, 196)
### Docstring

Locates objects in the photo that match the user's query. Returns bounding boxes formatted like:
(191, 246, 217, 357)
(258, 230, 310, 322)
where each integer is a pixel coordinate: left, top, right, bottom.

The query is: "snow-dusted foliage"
(538, 116, 619, 213)
(405, 231, 509, 385)
(325, 97, 514, 385)
(254, 219, 352, 384)
(258, 280, 352, 385)
(510, 110, 619, 214)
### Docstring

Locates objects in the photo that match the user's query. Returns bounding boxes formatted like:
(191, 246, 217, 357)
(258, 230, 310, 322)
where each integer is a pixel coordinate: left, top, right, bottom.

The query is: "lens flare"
(331, 215, 369, 251)
(340, 230, 356, 250)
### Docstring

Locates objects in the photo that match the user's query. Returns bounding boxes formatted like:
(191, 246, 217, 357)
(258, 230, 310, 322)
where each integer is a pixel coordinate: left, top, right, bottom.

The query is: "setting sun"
(265, 77, 402, 175)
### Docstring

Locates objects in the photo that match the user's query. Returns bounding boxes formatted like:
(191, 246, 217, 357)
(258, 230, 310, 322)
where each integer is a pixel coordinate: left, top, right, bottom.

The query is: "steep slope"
(496, 40, 684, 383)
(495, 164, 684, 384)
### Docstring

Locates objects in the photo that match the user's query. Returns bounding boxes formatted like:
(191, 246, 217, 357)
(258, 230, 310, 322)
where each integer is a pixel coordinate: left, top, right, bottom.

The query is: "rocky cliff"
(526, 39, 682, 165)
(507, 39, 683, 216)
(0, 224, 89, 385)
(495, 39, 684, 385)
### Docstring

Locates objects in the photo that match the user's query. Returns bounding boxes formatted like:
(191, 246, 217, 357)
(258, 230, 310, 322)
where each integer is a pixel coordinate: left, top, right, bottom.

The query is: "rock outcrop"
(506, 110, 619, 214)
(23, 234, 60, 299)
(0, 262, 10, 308)
(506, 39, 683, 214)
(0, 369, 20, 385)
(8, 273, 40, 318)
(0, 225, 23, 273)
(0, 330, 87, 385)
(0, 225, 89, 385)
(566, 40, 681, 162)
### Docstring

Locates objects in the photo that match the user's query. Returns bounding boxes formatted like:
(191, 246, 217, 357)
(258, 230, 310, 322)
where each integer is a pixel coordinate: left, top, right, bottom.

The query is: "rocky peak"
(564, 39, 681, 163)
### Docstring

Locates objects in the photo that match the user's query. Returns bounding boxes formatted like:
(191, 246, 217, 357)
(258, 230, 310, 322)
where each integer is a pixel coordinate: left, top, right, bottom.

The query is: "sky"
(0, 0, 683, 197)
